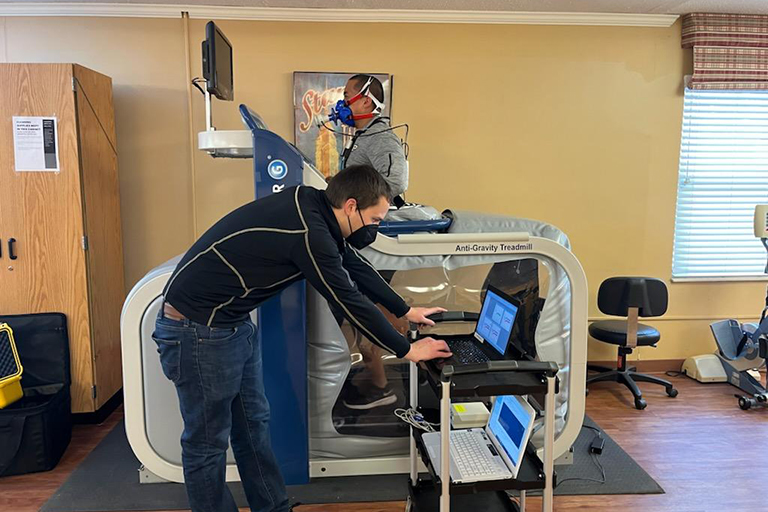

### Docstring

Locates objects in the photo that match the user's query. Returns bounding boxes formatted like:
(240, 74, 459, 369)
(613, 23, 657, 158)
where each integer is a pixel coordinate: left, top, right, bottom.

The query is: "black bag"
(0, 313, 72, 477)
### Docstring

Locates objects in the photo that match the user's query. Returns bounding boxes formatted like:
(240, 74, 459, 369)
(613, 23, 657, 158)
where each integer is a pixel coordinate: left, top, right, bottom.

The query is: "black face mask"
(346, 209, 379, 249)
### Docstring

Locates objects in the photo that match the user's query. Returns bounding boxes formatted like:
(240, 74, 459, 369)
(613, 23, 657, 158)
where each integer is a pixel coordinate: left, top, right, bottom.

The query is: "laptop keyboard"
(450, 430, 503, 478)
(446, 339, 489, 364)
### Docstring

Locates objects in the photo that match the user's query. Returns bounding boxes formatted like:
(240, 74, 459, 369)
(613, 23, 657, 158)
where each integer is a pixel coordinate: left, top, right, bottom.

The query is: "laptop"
(422, 395, 536, 483)
(437, 285, 522, 366)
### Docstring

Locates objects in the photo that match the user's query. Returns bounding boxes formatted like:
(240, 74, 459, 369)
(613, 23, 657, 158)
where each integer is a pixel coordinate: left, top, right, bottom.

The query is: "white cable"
(395, 407, 438, 432)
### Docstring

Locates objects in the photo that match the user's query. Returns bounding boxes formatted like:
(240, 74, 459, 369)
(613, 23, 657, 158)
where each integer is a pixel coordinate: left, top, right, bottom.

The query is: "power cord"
(554, 425, 607, 486)
(191, 77, 207, 96)
(318, 119, 410, 147)
(395, 407, 438, 432)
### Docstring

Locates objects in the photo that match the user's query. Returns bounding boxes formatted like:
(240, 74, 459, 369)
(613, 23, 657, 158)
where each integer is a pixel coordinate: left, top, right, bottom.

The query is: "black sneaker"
(343, 383, 397, 410)
(289, 502, 302, 511)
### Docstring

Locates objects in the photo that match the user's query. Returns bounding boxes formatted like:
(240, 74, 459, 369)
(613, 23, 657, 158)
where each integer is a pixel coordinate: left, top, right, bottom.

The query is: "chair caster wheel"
(667, 388, 678, 398)
(739, 396, 752, 410)
(634, 398, 647, 410)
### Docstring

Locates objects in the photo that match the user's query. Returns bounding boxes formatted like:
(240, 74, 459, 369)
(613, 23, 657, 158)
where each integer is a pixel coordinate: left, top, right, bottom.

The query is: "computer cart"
(405, 358, 559, 512)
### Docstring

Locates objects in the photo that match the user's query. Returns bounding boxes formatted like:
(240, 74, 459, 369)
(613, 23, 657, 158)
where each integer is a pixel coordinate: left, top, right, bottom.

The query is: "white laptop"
(422, 395, 536, 484)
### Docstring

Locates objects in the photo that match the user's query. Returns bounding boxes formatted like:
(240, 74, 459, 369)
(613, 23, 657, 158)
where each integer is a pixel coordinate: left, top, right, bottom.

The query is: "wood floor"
(1, 373, 765, 512)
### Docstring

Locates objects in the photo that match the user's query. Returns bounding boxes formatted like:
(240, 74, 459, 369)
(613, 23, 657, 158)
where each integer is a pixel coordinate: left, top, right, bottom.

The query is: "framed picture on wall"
(293, 72, 393, 180)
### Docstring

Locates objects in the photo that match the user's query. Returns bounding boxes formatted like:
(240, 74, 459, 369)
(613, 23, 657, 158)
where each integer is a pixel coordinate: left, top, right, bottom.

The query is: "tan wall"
(0, 17, 194, 290)
(3, 15, 765, 361)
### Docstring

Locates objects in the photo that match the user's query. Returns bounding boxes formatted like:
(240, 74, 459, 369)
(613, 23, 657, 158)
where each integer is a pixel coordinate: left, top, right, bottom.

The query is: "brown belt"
(163, 303, 187, 322)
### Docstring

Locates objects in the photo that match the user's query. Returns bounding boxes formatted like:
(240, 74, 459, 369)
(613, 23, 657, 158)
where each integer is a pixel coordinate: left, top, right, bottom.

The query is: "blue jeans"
(152, 311, 289, 512)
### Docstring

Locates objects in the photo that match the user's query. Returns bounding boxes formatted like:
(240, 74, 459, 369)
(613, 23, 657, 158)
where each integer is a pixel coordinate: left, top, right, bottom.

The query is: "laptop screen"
(475, 288, 520, 355)
(488, 395, 533, 466)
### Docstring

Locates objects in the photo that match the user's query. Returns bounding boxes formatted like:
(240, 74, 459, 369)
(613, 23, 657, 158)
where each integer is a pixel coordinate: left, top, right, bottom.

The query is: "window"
(672, 87, 768, 279)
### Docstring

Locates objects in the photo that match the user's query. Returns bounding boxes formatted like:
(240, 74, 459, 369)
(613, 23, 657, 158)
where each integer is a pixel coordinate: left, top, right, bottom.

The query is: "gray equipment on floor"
(684, 205, 768, 411)
(709, 312, 768, 410)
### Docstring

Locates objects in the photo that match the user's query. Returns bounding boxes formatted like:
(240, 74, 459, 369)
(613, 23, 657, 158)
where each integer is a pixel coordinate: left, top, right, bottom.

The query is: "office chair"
(587, 277, 678, 410)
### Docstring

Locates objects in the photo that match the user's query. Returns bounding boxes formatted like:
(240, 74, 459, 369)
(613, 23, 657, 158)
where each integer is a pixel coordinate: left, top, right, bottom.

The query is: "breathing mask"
(328, 76, 385, 127)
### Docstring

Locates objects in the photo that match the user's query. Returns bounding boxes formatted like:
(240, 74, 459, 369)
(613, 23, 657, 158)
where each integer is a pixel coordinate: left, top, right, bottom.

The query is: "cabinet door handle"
(8, 238, 17, 260)
(0, 238, 2, 259)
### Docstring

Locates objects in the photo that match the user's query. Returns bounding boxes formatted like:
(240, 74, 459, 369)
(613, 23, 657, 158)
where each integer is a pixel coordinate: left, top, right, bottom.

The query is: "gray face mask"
(346, 209, 378, 249)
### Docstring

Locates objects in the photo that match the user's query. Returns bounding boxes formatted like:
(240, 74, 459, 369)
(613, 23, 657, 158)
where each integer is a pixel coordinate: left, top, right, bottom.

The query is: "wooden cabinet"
(0, 64, 124, 413)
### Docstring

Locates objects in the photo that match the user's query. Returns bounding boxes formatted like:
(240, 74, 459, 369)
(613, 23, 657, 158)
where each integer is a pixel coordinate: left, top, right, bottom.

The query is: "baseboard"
(73, 388, 124, 425)
(588, 359, 684, 373)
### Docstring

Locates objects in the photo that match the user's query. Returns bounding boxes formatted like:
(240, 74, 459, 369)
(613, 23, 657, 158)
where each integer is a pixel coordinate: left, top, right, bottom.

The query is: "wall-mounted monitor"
(202, 21, 233, 101)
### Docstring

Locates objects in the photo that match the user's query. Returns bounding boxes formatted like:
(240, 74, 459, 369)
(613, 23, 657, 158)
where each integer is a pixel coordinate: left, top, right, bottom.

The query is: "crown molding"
(0, 3, 679, 27)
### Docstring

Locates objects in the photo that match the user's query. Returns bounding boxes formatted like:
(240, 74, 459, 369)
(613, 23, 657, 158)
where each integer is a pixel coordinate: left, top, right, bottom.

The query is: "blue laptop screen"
(488, 395, 532, 465)
(475, 289, 519, 355)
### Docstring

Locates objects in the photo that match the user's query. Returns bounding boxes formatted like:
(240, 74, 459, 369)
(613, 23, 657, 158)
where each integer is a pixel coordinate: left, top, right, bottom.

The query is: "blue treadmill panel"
(244, 105, 309, 485)
(378, 218, 453, 236)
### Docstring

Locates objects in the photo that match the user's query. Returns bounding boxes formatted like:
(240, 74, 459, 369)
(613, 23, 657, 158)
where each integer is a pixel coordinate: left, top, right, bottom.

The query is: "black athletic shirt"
(163, 186, 412, 357)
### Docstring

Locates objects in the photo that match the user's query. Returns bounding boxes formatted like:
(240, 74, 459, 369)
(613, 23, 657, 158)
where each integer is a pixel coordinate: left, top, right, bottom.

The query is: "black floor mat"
(40, 415, 662, 511)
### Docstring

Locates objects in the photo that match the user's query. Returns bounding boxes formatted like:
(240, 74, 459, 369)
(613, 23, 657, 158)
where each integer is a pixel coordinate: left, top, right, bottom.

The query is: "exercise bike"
(683, 205, 768, 410)
(710, 307, 768, 410)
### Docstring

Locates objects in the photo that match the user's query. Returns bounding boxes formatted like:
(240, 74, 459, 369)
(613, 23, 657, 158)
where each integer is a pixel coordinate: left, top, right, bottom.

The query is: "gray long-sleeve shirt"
(341, 117, 408, 198)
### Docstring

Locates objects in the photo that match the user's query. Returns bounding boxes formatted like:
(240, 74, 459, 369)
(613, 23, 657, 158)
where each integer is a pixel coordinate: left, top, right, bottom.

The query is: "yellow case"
(0, 323, 23, 409)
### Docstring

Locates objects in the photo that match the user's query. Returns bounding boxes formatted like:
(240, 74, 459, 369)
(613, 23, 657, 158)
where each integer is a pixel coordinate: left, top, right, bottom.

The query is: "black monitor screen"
(203, 21, 233, 101)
